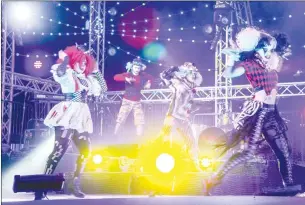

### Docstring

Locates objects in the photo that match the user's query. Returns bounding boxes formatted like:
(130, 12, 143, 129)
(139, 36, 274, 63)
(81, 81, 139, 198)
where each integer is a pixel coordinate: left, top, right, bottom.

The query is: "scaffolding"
(1, 2, 15, 143)
(1, 1, 305, 146)
(88, 1, 106, 76)
(213, 1, 253, 128)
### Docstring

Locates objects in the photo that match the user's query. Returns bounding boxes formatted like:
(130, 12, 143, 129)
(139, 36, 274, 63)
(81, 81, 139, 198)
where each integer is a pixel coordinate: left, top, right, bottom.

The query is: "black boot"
(71, 177, 85, 198)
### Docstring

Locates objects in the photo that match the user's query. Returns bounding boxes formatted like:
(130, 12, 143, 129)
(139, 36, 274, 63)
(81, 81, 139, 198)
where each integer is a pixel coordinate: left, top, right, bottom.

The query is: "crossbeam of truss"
(103, 82, 305, 104)
(4, 72, 305, 103)
(2, 71, 61, 95)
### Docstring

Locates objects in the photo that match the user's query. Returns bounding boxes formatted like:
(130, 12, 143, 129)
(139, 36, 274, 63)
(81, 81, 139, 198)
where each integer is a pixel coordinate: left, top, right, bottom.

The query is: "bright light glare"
(156, 153, 175, 173)
(9, 2, 32, 22)
(6, 2, 42, 31)
(200, 158, 212, 168)
(93, 154, 103, 164)
(2, 135, 54, 197)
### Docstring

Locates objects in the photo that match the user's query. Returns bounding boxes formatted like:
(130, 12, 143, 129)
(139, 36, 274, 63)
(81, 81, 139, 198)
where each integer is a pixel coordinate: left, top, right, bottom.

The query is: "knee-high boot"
(68, 156, 88, 198)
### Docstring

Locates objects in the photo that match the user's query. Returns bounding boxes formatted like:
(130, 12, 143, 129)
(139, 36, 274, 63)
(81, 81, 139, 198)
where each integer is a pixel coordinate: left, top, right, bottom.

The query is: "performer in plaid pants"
(204, 27, 296, 194)
(114, 58, 153, 138)
(36, 45, 107, 200)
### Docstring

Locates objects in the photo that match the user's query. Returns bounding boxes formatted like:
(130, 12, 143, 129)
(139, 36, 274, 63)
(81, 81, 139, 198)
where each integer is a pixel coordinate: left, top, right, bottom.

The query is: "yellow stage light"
(200, 157, 212, 168)
(92, 154, 103, 164)
(156, 153, 175, 173)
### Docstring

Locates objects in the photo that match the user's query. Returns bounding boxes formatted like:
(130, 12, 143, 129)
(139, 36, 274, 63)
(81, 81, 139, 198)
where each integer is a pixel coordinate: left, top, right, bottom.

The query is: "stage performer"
(35, 45, 107, 200)
(204, 27, 297, 194)
(113, 58, 153, 138)
(159, 62, 203, 168)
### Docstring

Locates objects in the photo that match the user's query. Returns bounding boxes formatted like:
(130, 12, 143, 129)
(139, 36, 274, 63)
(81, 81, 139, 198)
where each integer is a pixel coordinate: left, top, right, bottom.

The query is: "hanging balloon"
(108, 47, 116, 56)
(108, 7, 117, 16)
(80, 4, 88, 13)
(203, 24, 213, 34)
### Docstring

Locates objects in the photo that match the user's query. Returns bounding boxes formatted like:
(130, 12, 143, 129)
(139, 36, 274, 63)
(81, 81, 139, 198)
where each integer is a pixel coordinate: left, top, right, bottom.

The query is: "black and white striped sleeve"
(92, 70, 108, 93)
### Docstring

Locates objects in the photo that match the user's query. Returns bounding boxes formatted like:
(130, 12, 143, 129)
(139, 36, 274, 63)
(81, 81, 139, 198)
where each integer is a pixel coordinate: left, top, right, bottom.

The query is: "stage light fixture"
(220, 16, 229, 25)
(93, 154, 103, 164)
(156, 153, 175, 173)
(34, 60, 43, 69)
(13, 174, 65, 193)
(200, 157, 212, 168)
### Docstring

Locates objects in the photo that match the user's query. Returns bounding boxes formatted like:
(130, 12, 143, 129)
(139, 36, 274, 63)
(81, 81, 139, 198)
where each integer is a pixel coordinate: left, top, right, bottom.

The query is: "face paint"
(132, 65, 141, 75)
(74, 58, 87, 74)
(256, 40, 277, 62)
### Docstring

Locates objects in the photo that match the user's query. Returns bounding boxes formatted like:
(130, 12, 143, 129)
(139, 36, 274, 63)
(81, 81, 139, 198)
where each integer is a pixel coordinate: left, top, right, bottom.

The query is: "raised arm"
(91, 64, 108, 93)
(222, 48, 246, 78)
(50, 64, 75, 93)
(114, 72, 129, 82)
(160, 67, 179, 86)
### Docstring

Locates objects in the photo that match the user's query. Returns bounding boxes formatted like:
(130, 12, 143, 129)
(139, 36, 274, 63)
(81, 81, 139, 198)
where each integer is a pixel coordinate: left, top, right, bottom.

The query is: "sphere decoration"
(108, 47, 116, 56)
(198, 127, 226, 159)
(80, 4, 88, 13)
(203, 24, 213, 34)
(108, 7, 117, 16)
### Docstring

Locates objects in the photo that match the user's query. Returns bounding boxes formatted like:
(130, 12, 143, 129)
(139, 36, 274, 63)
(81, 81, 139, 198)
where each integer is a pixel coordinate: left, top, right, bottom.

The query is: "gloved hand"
(56, 55, 69, 77)
(161, 66, 179, 80)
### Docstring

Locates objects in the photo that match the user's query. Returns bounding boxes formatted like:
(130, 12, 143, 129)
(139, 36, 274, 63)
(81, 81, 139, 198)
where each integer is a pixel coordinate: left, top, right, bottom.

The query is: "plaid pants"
(116, 98, 145, 126)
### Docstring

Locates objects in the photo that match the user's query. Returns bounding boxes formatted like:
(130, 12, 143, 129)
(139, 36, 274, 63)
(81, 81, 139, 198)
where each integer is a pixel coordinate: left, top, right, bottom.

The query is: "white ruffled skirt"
(44, 101, 93, 133)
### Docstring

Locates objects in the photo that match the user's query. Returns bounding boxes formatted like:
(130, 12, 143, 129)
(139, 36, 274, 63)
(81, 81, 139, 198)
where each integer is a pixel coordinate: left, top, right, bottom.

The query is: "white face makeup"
(131, 65, 141, 75)
(74, 59, 87, 74)
(256, 40, 277, 62)
(179, 64, 200, 84)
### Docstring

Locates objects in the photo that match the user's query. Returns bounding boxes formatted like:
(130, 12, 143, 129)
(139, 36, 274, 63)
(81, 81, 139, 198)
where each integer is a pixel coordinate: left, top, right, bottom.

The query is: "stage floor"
(2, 194, 305, 205)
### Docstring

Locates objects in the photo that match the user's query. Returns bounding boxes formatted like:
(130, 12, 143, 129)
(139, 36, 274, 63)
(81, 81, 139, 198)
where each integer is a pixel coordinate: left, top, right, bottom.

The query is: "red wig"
(56, 46, 95, 76)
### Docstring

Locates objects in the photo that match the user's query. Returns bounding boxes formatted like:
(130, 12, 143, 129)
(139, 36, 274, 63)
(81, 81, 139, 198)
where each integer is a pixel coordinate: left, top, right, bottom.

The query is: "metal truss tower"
(1, 2, 15, 144)
(214, 1, 253, 128)
(88, 1, 106, 76)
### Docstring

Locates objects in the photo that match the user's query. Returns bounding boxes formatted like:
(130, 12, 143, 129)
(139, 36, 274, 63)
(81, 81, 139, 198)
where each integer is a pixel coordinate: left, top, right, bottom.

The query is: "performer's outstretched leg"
(177, 121, 198, 158)
(114, 99, 133, 136)
(70, 131, 91, 198)
(35, 127, 73, 200)
(44, 127, 74, 174)
(172, 118, 201, 170)
(263, 110, 294, 186)
(267, 133, 294, 186)
(205, 108, 268, 194)
(133, 101, 145, 138)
